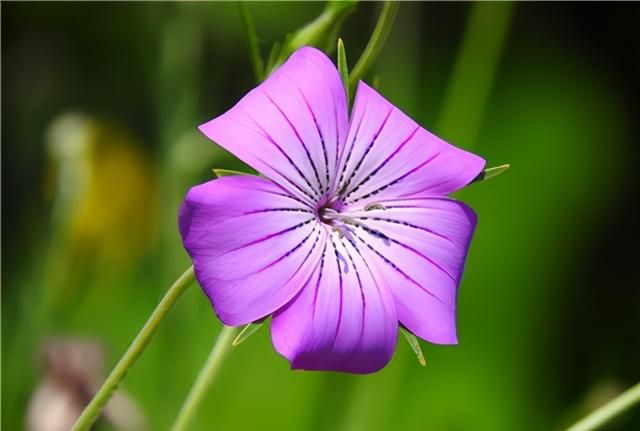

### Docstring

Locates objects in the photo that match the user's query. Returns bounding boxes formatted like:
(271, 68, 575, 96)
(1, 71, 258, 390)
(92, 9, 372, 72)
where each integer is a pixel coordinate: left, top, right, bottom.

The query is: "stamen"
(364, 202, 386, 211)
(321, 208, 340, 219)
(331, 221, 355, 243)
(321, 209, 358, 226)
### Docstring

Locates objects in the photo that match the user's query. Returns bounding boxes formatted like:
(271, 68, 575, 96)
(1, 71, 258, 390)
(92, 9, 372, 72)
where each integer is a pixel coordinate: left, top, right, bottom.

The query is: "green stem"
(566, 382, 640, 431)
(171, 325, 241, 431)
(239, 2, 264, 82)
(348, 1, 399, 92)
(70, 266, 196, 431)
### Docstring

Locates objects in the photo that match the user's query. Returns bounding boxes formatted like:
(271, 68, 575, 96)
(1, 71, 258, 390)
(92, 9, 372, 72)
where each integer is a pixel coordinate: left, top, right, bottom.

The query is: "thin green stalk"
(71, 266, 196, 431)
(348, 1, 399, 92)
(171, 325, 241, 431)
(239, 2, 264, 82)
(566, 382, 640, 431)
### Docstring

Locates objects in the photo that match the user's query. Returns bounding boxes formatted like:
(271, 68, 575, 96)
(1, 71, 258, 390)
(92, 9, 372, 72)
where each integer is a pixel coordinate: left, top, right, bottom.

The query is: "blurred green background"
(3, 2, 639, 430)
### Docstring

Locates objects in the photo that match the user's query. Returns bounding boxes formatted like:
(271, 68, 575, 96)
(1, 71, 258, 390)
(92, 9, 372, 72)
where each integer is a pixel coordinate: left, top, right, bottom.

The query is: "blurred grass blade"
(239, 2, 264, 82)
(400, 327, 426, 366)
(471, 164, 510, 183)
(566, 382, 640, 431)
(171, 326, 240, 431)
(436, 2, 514, 148)
(337, 38, 349, 103)
(232, 321, 264, 347)
(349, 1, 399, 91)
(212, 168, 251, 178)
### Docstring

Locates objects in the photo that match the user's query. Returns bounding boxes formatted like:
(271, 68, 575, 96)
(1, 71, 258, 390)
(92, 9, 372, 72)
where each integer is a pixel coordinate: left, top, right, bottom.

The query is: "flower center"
(319, 207, 337, 225)
(316, 198, 361, 241)
(317, 199, 344, 226)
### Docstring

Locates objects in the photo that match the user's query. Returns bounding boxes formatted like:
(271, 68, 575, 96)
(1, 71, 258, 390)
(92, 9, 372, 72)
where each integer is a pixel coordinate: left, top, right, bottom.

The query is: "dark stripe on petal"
(294, 87, 331, 194)
(225, 218, 315, 255)
(257, 226, 321, 273)
(374, 205, 422, 209)
(254, 157, 318, 205)
(210, 207, 313, 226)
(253, 187, 312, 207)
(336, 108, 366, 194)
(341, 241, 367, 344)
(356, 223, 456, 281)
(340, 107, 393, 197)
(312, 244, 328, 319)
(331, 238, 345, 344)
(355, 216, 454, 245)
(366, 196, 459, 207)
(242, 108, 320, 200)
(343, 236, 391, 318)
(351, 230, 447, 306)
(229, 177, 317, 208)
(407, 175, 468, 197)
(345, 126, 420, 198)
(334, 103, 340, 186)
(241, 208, 313, 216)
(348, 152, 441, 204)
(262, 91, 324, 197)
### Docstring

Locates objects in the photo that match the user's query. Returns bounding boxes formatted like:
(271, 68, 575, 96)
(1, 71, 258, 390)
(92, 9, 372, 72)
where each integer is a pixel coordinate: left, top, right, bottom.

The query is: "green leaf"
(400, 327, 426, 366)
(471, 163, 510, 183)
(212, 168, 251, 178)
(337, 38, 349, 104)
(238, 2, 264, 83)
(232, 321, 264, 347)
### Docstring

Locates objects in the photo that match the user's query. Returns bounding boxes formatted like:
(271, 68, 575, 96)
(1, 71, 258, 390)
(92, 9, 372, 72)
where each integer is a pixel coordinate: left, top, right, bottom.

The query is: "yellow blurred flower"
(46, 113, 157, 269)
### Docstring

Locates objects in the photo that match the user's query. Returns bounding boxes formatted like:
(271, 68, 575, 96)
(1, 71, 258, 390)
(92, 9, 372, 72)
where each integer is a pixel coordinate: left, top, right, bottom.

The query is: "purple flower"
(179, 47, 485, 374)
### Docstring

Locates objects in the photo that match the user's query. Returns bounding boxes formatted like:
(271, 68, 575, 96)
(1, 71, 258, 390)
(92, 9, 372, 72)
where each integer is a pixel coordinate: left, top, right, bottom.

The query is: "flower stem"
(348, 1, 399, 92)
(566, 382, 640, 431)
(70, 266, 196, 431)
(171, 325, 241, 431)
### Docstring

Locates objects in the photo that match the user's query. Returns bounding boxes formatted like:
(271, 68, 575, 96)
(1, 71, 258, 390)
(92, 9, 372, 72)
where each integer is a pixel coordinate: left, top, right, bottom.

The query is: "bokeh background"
(3, 2, 639, 430)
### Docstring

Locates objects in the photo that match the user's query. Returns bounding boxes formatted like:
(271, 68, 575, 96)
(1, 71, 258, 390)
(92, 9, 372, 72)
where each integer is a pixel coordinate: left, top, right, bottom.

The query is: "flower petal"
(336, 81, 485, 206)
(271, 236, 398, 374)
(345, 197, 477, 344)
(199, 47, 349, 205)
(180, 175, 326, 325)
